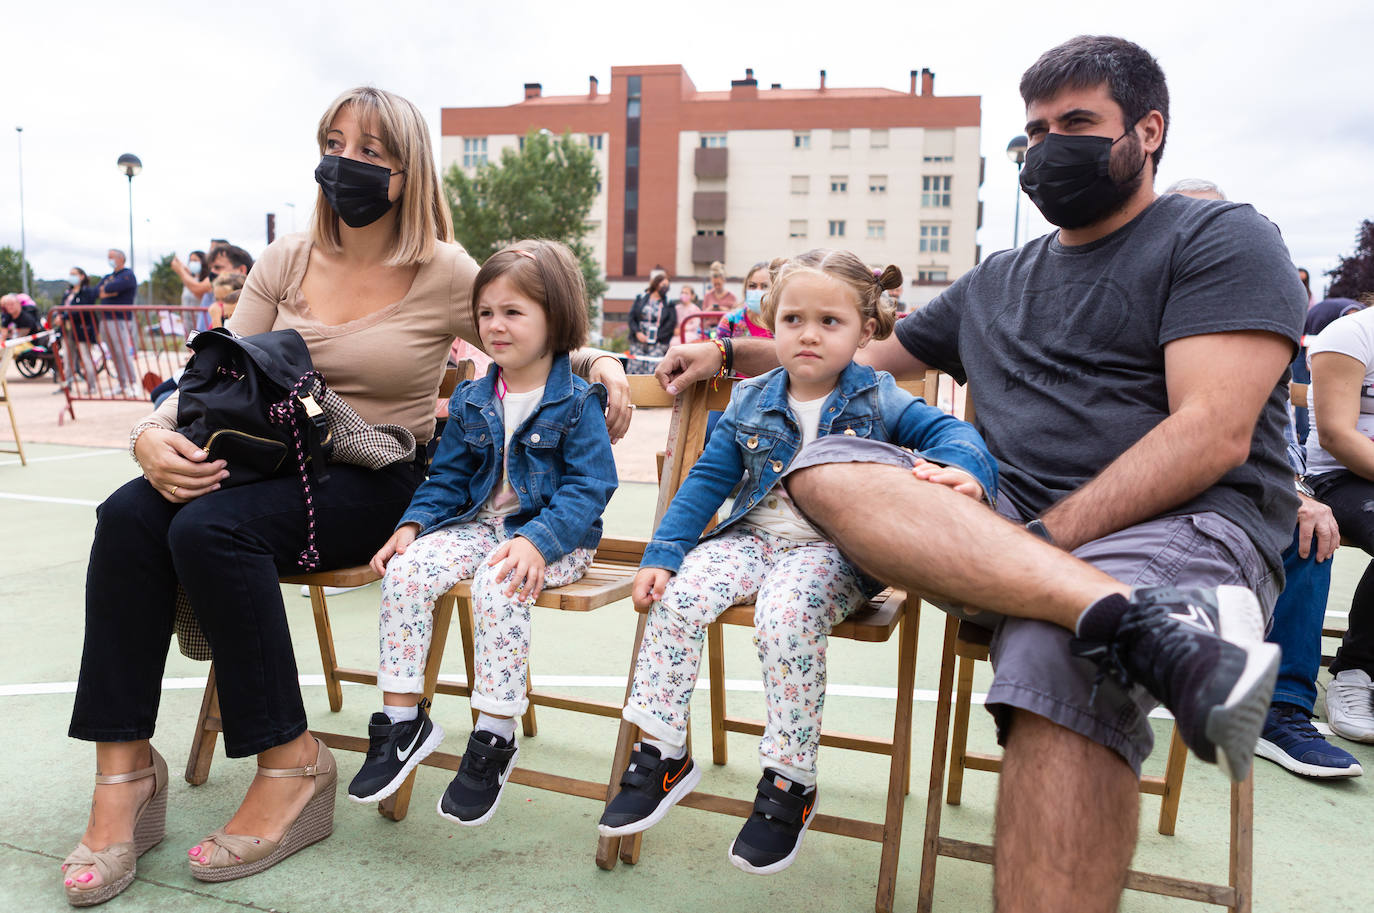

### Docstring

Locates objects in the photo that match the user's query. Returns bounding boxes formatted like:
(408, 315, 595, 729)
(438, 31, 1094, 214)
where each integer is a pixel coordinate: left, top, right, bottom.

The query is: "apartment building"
(441, 65, 982, 334)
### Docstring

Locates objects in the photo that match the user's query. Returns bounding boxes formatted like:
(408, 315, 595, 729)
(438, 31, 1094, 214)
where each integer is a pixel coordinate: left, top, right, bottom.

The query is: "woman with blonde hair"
(60, 86, 631, 904)
(702, 260, 736, 311)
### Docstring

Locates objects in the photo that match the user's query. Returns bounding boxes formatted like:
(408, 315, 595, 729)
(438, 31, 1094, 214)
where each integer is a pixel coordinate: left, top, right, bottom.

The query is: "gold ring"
(169, 485, 179, 496)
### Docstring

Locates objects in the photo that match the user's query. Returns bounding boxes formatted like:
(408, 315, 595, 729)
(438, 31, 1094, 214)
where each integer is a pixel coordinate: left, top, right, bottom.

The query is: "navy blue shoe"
(1255, 703, 1362, 779)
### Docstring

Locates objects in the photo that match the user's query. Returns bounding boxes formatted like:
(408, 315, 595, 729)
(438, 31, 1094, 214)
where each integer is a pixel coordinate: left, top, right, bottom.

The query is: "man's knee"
(785, 461, 907, 523)
(1003, 708, 1136, 779)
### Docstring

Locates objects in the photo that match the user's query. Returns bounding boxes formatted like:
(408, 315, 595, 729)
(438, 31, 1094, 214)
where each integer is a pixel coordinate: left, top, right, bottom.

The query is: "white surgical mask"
(187, 260, 201, 276)
(69, 274, 81, 285)
(107, 258, 118, 271)
(745, 288, 765, 312)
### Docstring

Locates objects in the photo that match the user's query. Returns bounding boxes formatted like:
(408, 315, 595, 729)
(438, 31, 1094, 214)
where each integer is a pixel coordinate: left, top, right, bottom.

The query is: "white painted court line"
(0, 491, 101, 507)
(0, 448, 121, 467)
(0, 673, 1178, 721)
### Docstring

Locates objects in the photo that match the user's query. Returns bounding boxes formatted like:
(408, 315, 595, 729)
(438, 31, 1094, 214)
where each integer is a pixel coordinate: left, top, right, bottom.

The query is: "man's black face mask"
(1019, 124, 1147, 230)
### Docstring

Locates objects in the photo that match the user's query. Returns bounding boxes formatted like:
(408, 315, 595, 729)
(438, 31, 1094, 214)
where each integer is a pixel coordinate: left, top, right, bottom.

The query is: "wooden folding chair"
(595, 375, 931, 913)
(186, 362, 472, 788)
(0, 345, 27, 465)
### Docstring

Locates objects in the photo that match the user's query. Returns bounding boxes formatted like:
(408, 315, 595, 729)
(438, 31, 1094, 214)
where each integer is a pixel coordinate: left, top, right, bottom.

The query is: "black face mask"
(1019, 128, 1147, 230)
(314, 155, 398, 229)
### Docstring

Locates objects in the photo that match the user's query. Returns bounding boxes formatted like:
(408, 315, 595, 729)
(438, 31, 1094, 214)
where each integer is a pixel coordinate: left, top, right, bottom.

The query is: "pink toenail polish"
(189, 845, 201, 856)
(79, 873, 93, 883)
(65, 879, 73, 886)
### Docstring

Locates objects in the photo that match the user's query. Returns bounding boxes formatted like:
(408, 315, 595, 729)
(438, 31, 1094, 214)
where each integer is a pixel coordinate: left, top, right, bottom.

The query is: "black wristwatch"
(1025, 518, 1055, 545)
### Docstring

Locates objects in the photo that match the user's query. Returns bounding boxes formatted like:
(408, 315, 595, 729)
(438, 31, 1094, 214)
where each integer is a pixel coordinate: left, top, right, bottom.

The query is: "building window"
(791, 175, 809, 195)
(625, 189, 638, 210)
(922, 154, 954, 163)
(586, 133, 604, 150)
(920, 223, 951, 253)
(831, 129, 850, 149)
(789, 220, 808, 239)
(462, 137, 488, 168)
(830, 176, 848, 194)
(696, 228, 724, 236)
(793, 132, 811, 149)
(870, 128, 889, 148)
(627, 99, 641, 118)
(828, 220, 846, 238)
(867, 220, 886, 240)
(918, 268, 949, 284)
(700, 133, 727, 148)
(922, 175, 952, 208)
(869, 175, 887, 194)
(627, 147, 639, 166)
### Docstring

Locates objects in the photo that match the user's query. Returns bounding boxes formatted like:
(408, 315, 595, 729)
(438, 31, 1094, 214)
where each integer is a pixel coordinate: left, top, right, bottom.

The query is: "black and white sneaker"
(1072, 585, 1279, 781)
(347, 699, 445, 803)
(728, 770, 817, 874)
(436, 730, 519, 826)
(597, 743, 700, 837)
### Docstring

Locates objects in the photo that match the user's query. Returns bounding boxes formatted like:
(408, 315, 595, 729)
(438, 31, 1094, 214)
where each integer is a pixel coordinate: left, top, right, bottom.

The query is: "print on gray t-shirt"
(896, 193, 1305, 578)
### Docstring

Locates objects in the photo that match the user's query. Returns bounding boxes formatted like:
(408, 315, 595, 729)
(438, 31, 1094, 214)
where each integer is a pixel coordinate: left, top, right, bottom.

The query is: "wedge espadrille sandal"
(189, 738, 337, 883)
(62, 746, 169, 907)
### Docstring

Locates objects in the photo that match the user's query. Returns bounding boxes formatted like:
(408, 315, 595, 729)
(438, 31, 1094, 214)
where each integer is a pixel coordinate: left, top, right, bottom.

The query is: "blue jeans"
(1267, 524, 1331, 712)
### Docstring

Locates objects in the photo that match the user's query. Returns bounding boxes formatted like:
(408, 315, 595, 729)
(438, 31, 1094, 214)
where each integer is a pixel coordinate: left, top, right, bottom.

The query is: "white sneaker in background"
(1324, 669, 1374, 743)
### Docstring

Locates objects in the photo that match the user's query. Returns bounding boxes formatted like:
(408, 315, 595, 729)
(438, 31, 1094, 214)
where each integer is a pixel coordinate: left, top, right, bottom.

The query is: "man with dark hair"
(209, 244, 253, 277)
(654, 34, 1304, 910)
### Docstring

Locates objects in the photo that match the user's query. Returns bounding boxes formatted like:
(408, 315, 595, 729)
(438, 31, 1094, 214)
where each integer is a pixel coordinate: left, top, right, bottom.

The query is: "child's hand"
(911, 458, 985, 501)
(371, 524, 419, 576)
(487, 536, 547, 602)
(632, 568, 673, 609)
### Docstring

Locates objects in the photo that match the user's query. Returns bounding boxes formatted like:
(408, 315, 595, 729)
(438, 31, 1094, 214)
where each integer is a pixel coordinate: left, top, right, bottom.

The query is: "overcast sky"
(3, 0, 1370, 296)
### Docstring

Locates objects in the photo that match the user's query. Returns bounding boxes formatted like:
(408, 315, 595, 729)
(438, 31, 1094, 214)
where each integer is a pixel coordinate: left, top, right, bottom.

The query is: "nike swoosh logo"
(396, 725, 425, 762)
(663, 763, 688, 792)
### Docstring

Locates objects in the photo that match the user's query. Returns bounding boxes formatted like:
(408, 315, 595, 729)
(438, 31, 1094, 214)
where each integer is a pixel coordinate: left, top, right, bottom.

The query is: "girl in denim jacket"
(599, 249, 997, 874)
(347, 240, 618, 826)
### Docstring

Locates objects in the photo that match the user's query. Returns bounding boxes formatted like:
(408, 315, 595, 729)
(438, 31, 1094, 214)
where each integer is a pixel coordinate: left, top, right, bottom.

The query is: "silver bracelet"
(128, 421, 163, 465)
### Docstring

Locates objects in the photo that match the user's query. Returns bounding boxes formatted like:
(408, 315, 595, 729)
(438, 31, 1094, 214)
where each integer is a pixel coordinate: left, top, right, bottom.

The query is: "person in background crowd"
(1293, 296, 1366, 443)
(1, 292, 43, 339)
(1166, 178, 1361, 777)
(1306, 297, 1374, 746)
(94, 249, 140, 396)
(627, 273, 676, 374)
(716, 260, 775, 347)
(670, 284, 705, 347)
(207, 273, 246, 329)
(1298, 267, 1313, 306)
(61, 268, 103, 394)
(702, 260, 736, 312)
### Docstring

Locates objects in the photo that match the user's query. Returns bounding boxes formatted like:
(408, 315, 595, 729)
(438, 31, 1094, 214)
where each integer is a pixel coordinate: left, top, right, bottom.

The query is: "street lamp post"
(16, 127, 27, 296)
(116, 154, 142, 275)
(1006, 135, 1028, 248)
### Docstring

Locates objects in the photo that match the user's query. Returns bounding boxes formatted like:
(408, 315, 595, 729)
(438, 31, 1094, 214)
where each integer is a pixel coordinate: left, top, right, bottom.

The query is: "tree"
(147, 252, 182, 305)
(0, 246, 35, 298)
(1328, 219, 1374, 301)
(445, 129, 608, 318)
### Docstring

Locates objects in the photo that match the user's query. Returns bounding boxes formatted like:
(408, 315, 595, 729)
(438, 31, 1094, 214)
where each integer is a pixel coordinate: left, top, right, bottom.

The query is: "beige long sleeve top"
(134, 233, 603, 445)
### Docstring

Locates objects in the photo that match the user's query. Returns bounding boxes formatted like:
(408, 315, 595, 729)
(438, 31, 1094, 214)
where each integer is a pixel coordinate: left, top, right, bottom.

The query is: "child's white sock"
(476, 712, 517, 742)
(383, 703, 419, 724)
(643, 737, 686, 761)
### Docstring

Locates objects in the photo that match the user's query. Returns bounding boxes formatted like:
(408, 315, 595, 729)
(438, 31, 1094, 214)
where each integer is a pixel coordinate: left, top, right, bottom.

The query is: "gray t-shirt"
(895, 193, 1305, 577)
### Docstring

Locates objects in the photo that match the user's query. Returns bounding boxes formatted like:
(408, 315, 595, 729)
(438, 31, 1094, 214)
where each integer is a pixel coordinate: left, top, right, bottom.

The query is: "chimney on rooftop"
(819, 69, 827, 91)
(524, 83, 542, 100)
(770, 83, 782, 89)
(910, 70, 918, 95)
(921, 68, 934, 96)
(589, 75, 598, 98)
(745, 67, 754, 80)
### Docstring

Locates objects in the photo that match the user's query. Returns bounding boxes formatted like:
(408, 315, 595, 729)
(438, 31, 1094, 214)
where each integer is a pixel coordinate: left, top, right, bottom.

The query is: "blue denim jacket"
(398, 354, 618, 561)
(642, 361, 998, 573)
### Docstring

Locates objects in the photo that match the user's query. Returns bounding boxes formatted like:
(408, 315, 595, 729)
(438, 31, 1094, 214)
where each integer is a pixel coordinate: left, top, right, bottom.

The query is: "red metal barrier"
(48, 305, 210, 419)
(678, 311, 729, 343)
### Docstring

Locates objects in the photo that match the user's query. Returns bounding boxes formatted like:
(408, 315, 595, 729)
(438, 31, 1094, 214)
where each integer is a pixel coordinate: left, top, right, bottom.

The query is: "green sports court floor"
(1, 442, 1370, 912)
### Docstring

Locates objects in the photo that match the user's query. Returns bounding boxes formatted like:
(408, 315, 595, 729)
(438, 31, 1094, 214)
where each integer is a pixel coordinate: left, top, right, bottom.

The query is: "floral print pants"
(377, 518, 593, 716)
(623, 526, 867, 785)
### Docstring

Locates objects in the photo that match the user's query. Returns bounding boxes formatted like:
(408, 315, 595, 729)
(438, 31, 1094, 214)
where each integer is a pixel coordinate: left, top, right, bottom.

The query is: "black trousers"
(1311, 469, 1374, 676)
(69, 459, 424, 757)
